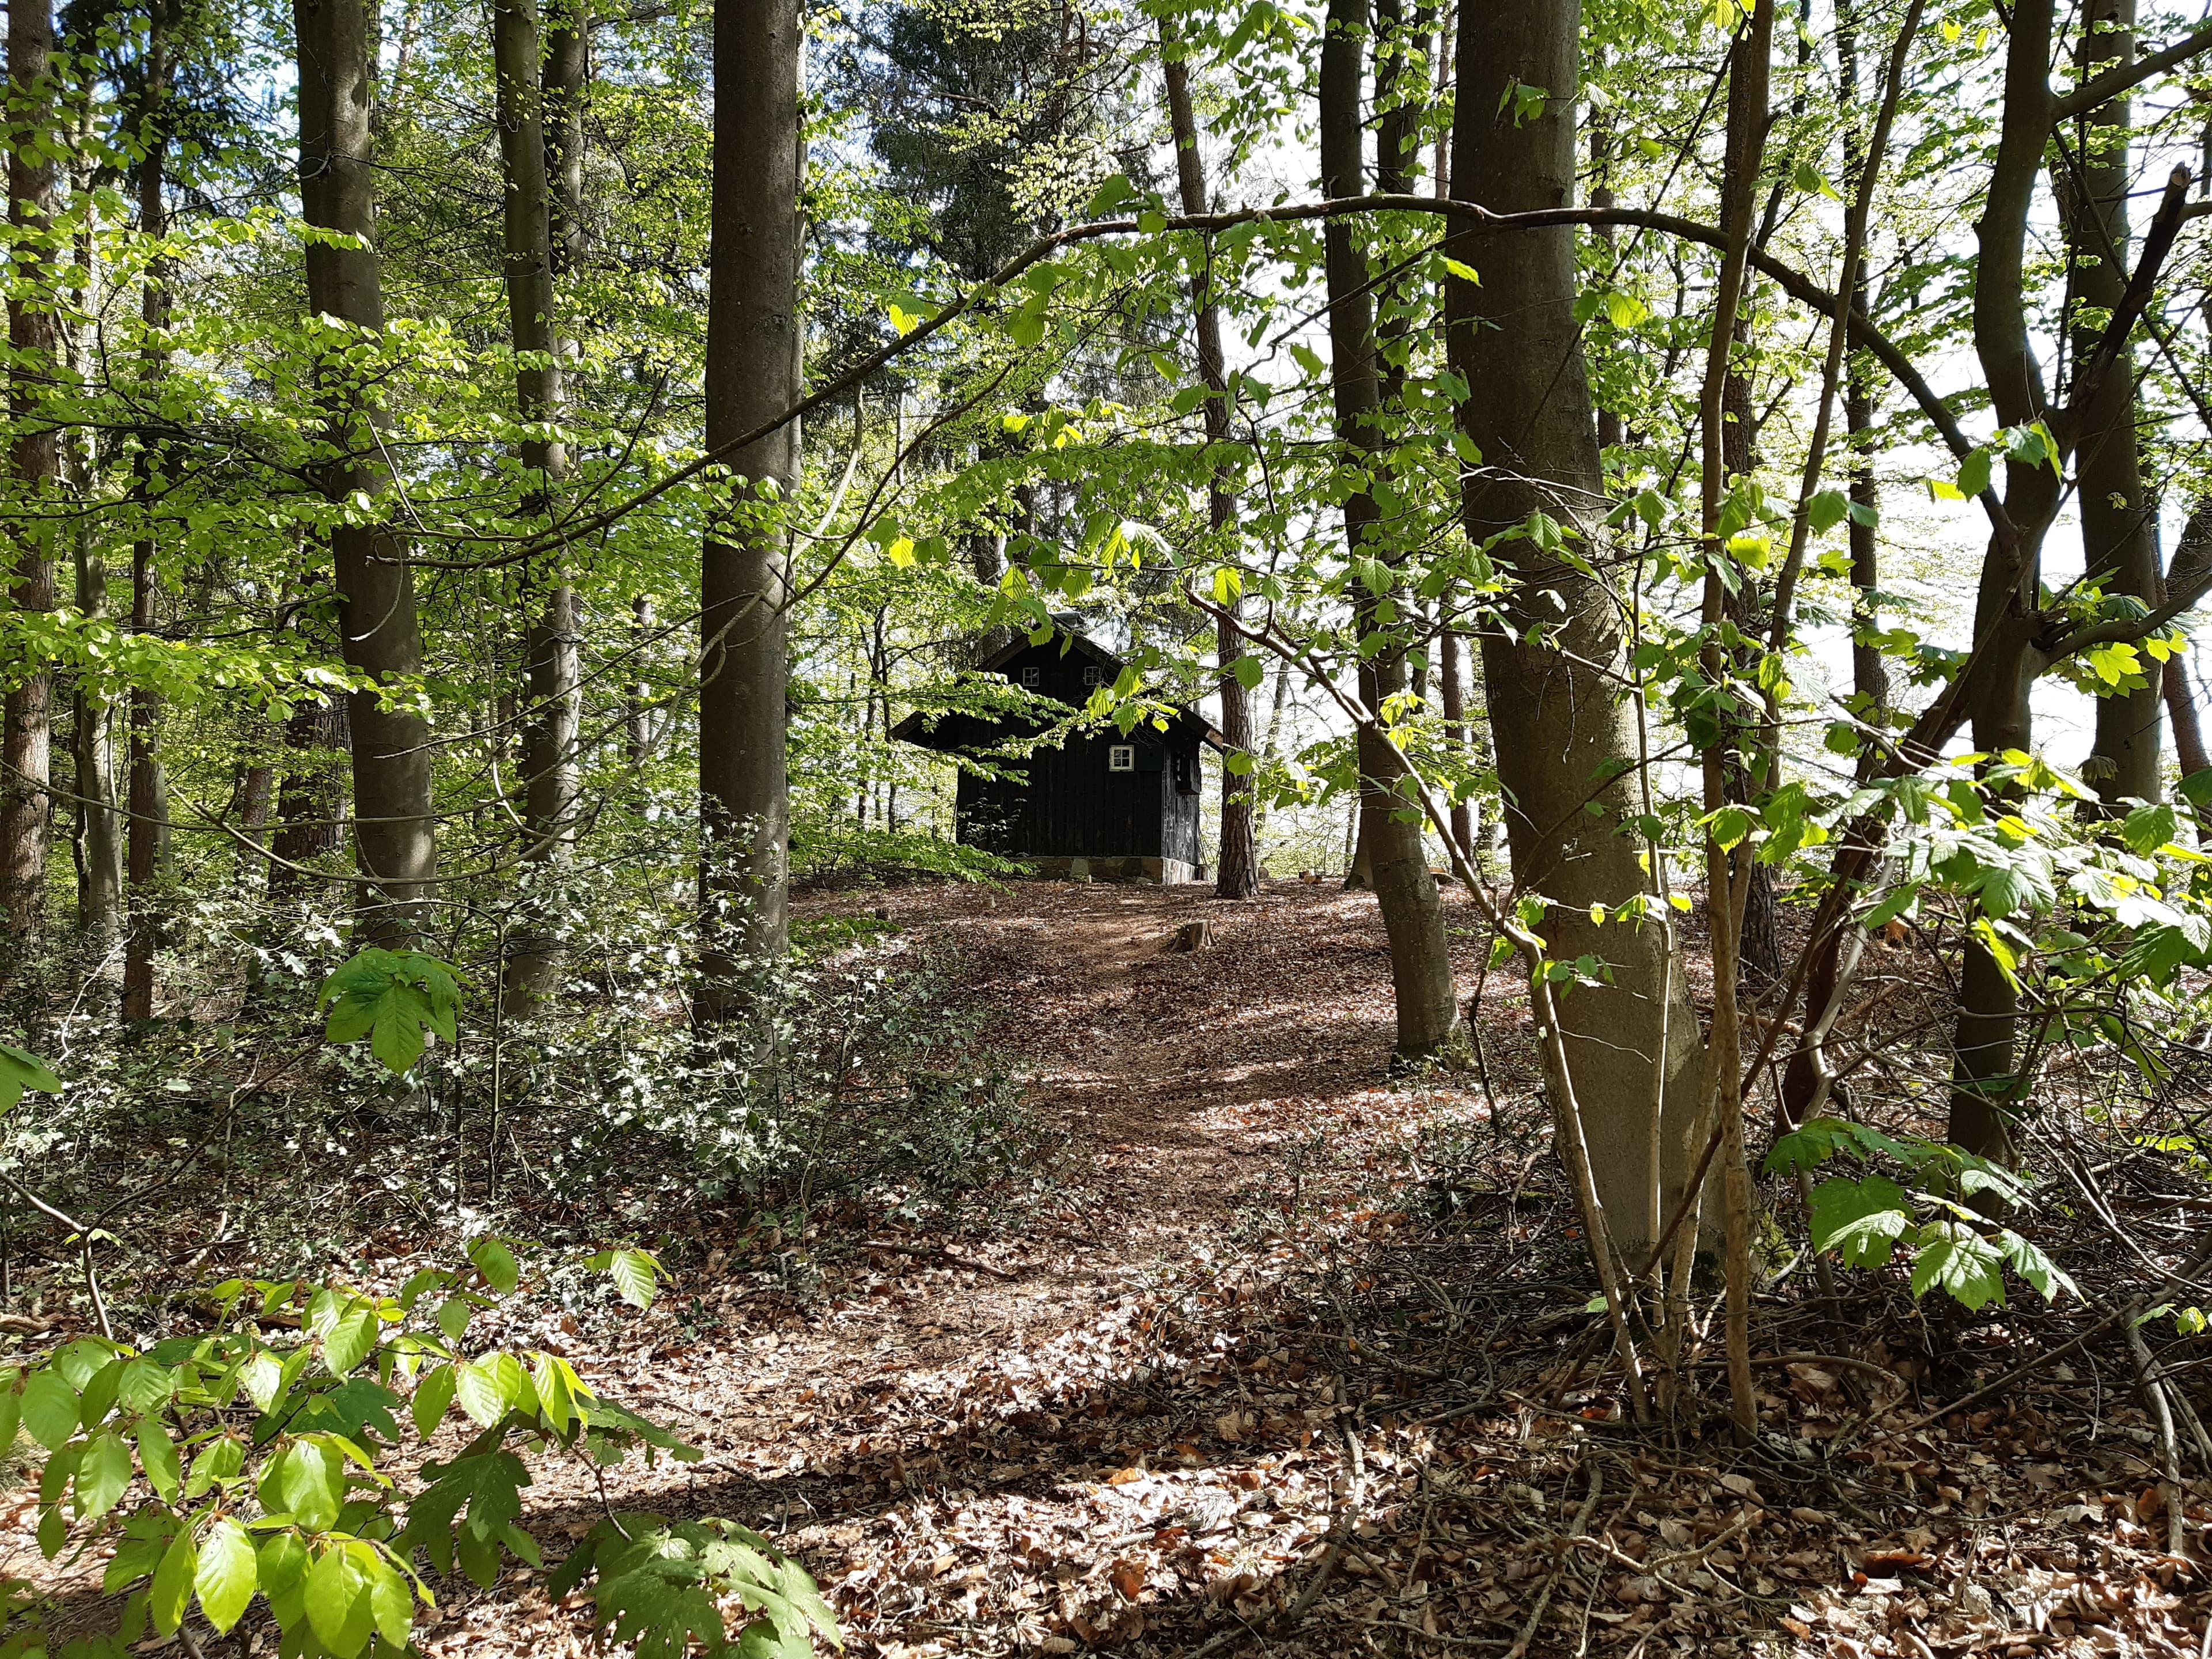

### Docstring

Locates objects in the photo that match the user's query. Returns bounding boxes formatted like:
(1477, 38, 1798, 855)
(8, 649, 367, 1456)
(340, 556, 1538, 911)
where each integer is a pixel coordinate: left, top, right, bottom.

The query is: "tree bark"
(296, 0, 437, 943)
(2070, 0, 2162, 808)
(494, 0, 579, 1010)
(1324, 0, 1462, 1062)
(1948, 0, 2066, 1162)
(1834, 0, 1888, 769)
(1161, 18, 1257, 901)
(697, 0, 802, 1013)
(2, 0, 62, 938)
(122, 10, 172, 1020)
(270, 696, 346, 899)
(1446, 0, 1702, 1260)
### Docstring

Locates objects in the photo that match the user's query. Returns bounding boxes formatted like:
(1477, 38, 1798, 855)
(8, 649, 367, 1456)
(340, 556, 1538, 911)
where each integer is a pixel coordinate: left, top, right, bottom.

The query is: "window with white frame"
(1108, 744, 1135, 772)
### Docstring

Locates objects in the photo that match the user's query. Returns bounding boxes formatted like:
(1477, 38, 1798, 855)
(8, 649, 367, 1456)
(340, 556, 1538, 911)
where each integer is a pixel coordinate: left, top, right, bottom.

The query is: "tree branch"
(2052, 20, 2212, 121)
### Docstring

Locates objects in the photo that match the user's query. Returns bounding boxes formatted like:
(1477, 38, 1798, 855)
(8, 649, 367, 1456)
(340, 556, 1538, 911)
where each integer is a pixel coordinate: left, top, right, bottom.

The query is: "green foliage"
(1766, 1118, 2075, 1310)
(317, 951, 467, 1078)
(0, 1246, 836, 1659)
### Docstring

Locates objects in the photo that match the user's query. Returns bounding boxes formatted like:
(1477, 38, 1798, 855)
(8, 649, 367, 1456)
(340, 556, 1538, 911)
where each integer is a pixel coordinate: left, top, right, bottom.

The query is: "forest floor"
(10, 877, 2212, 1657)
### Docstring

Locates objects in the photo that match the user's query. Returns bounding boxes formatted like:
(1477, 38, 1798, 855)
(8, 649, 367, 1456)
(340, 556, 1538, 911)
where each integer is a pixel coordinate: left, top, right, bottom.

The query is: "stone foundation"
(1031, 855, 1201, 885)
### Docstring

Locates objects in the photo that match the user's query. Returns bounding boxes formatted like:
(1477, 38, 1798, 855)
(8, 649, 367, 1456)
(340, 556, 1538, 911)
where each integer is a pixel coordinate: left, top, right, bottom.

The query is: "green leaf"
(1081, 172, 1136, 217)
(278, 1437, 346, 1533)
(185, 1434, 244, 1498)
(75, 1430, 132, 1520)
(1807, 1175, 1911, 1270)
(1232, 654, 1265, 692)
(607, 1249, 656, 1310)
(21, 1369, 79, 1449)
(1956, 448, 1993, 499)
(306, 1541, 374, 1658)
(1806, 489, 1850, 535)
(1603, 290, 1647, 328)
(0, 1043, 63, 1114)
(468, 1236, 519, 1294)
(2122, 801, 2179, 856)
(412, 1362, 457, 1440)
(363, 1546, 414, 1650)
(151, 1526, 198, 1637)
(322, 1304, 379, 1378)
(1909, 1224, 2008, 1312)
(1792, 158, 1843, 199)
(196, 1516, 259, 1634)
(455, 1359, 509, 1427)
(317, 949, 465, 1077)
(137, 1418, 181, 1502)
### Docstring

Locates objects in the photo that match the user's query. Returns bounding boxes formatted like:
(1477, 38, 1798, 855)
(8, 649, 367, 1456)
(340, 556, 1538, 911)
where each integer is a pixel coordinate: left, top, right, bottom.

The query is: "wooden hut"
(892, 631, 1222, 883)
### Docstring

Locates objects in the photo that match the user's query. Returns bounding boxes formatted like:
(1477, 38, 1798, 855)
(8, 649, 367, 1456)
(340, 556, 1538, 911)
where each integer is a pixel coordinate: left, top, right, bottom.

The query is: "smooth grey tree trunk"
(2, 0, 60, 938)
(494, 0, 580, 1010)
(697, 0, 802, 1012)
(296, 0, 437, 944)
(1445, 0, 1702, 1258)
(1323, 0, 1463, 1063)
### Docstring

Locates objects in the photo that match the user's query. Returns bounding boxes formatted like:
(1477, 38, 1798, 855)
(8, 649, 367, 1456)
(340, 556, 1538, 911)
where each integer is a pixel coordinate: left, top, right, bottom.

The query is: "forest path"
(418, 876, 1506, 1658)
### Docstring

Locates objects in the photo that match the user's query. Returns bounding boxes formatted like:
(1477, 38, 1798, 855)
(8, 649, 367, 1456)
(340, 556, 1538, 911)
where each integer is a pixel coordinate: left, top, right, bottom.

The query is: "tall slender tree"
(1160, 18, 1256, 900)
(122, 0, 173, 1020)
(2, 0, 62, 937)
(698, 0, 803, 1009)
(1323, 0, 1463, 1062)
(295, 0, 437, 941)
(493, 0, 579, 1009)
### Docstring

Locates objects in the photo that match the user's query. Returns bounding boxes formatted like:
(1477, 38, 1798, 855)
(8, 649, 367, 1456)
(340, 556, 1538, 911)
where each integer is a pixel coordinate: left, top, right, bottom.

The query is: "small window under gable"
(1019, 666, 1043, 687)
(1082, 665, 1105, 687)
(1108, 744, 1135, 772)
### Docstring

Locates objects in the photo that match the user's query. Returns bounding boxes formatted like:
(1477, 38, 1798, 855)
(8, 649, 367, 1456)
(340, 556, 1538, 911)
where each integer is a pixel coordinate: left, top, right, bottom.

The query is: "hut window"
(1020, 666, 1043, 687)
(1108, 744, 1135, 772)
(1173, 751, 1198, 794)
(1082, 666, 1105, 686)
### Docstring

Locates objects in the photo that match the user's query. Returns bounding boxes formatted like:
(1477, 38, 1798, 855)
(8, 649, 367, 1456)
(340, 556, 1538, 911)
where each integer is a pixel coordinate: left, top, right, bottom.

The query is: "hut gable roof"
(892, 628, 1222, 753)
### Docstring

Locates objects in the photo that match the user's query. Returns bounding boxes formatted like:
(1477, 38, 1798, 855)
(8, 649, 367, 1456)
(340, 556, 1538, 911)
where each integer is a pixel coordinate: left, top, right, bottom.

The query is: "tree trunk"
(697, 0, 802, 1013)
(2070, 0, 2162, 808)
(71, 539, 121, 938)
(270, 696, 346, 899)
(1834, 0, 1888, 771)
(1438, 625, 1473, 854)
(2, 0, 62, 938)
(296, 0, 437, 943)
(1161, 17, 1257, 901)
(1948, 0, 2065, 1161)
(120, 21, 171, 1018)
(1323, 0, 1461, 1062)
(1446, 0, 1702, 1260)
(494, 0, 579, 1010)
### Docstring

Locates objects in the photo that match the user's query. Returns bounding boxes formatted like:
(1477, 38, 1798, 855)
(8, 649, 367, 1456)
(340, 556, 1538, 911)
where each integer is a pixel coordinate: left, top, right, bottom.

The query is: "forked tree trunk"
(494, 0, 580, 1010)
(1446, 0, 1703, 1260)
(1948, 0, 2067, 1161)
(1160, 18, 1257, 901)
(2, 0, 62, 938)
(296, 0, 438, 944)
(697, 0, 802, 1013)
(2070, 0, 2162, 808)
(1322, 0, 1462, 1062)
